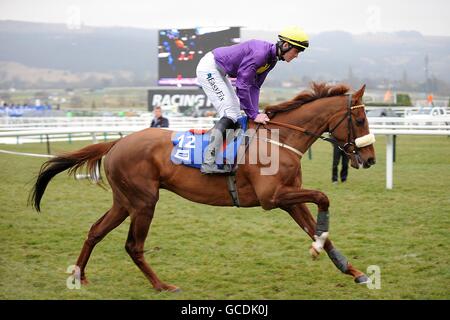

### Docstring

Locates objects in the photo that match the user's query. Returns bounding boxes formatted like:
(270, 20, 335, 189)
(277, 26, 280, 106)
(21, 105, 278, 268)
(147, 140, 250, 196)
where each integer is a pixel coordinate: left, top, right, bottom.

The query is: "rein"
(262, 94, 367, 157)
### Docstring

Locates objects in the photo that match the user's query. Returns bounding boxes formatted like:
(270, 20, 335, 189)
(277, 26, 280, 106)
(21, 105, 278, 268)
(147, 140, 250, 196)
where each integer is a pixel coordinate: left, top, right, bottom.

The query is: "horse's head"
(327, 85, 376, 169)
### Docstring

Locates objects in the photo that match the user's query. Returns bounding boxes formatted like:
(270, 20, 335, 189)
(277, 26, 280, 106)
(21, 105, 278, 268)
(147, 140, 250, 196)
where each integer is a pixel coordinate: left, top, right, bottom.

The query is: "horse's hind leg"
(75, 203, 128, 284)
(285, 203, 369, 284)
(125, 203, 179, 292)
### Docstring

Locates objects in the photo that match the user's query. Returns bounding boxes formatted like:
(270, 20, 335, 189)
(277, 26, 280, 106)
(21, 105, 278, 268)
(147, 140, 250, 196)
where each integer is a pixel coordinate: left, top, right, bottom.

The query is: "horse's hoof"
(80, 278, 89, 285)
(166, 284, 181, 292)
(157, 284, 181, 292)
(354, 274, 370, 285)
(309, 246, 320, 260)
(170, 286, 182, 293)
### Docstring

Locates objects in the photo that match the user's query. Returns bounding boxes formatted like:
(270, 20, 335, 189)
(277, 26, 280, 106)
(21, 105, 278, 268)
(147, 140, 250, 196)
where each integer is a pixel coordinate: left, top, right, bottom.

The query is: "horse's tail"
(29, 139, 121, 212)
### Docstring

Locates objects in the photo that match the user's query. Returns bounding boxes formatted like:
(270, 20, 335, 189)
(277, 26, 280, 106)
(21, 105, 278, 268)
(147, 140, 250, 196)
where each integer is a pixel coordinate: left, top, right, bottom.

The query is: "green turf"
(0, 135, 449, 299)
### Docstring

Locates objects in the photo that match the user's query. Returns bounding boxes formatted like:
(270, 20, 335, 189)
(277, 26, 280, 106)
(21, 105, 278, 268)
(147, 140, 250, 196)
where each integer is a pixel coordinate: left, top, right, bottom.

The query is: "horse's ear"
(353, 84, 366, 101)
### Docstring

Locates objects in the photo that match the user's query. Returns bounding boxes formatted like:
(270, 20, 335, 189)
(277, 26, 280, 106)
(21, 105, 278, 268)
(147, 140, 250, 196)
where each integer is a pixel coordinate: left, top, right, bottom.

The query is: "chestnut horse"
(30, 82, 376, 292)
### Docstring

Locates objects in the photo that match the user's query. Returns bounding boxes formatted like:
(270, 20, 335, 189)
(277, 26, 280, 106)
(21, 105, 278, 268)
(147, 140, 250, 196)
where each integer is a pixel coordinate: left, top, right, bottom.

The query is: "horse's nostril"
(368, 157, 376, 165)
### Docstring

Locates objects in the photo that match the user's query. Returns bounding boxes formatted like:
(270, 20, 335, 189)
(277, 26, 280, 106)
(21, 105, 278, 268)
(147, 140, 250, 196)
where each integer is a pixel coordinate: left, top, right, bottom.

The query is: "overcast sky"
(1, 0, 449, 36)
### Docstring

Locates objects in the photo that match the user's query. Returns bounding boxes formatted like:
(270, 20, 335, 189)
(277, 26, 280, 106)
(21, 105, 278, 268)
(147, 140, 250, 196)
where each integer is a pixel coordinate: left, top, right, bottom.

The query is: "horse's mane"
(265, 82, 350, 113)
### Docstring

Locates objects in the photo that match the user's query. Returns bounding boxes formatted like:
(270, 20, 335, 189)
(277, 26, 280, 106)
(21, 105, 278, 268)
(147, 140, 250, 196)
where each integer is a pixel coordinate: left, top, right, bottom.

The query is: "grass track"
(0, 134, 449, 299)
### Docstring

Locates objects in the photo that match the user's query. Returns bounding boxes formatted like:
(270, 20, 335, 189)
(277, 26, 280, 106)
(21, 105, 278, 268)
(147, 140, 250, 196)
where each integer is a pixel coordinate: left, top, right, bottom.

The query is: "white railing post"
(386, 134, 394, 189)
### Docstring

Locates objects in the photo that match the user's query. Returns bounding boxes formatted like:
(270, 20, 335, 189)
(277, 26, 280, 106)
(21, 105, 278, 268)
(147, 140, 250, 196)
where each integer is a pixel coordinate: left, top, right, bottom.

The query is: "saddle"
(170, 116, 248, 170)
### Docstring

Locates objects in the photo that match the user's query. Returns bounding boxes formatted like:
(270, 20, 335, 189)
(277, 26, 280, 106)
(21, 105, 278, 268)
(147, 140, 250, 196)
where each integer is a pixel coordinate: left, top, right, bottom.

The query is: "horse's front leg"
(275, 188, 331, 257)
(275, 189, 370, 284)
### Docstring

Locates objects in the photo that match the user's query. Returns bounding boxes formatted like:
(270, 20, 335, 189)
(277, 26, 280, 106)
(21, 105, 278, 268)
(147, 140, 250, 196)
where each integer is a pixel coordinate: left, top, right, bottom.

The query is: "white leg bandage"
(312, 232, 329, 253)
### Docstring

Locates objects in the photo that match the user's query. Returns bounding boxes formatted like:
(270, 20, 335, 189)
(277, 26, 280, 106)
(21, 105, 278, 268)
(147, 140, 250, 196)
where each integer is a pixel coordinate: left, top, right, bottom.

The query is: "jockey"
(196, 26, 309, 174)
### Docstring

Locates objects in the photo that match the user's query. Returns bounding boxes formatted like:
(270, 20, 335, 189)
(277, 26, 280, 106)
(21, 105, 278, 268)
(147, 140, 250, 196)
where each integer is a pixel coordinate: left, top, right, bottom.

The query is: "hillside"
(1, 20, 449, 92)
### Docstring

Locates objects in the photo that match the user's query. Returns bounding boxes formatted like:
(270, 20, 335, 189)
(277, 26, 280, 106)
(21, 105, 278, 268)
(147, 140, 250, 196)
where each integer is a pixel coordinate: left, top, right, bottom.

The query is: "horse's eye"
(356, 118, 365, 126)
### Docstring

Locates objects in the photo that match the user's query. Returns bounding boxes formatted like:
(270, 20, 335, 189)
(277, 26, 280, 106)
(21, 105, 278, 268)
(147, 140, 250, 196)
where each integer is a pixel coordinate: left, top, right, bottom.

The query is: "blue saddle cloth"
(170, 116, 248, 169)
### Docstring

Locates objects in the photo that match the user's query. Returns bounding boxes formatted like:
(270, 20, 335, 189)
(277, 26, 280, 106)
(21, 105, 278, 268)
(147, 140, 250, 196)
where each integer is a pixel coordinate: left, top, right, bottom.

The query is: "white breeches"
(196, 52, 241, 123)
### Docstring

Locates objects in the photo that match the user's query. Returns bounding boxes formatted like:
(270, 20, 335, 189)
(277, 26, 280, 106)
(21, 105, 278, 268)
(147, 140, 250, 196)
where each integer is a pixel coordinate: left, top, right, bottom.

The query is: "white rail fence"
(1, 116, 449, 190)
(0, 116, 214, 131)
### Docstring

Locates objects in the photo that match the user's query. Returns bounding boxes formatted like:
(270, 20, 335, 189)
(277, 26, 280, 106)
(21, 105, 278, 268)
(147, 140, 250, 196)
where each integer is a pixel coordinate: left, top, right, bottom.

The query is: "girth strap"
(226, 172, 240, 207)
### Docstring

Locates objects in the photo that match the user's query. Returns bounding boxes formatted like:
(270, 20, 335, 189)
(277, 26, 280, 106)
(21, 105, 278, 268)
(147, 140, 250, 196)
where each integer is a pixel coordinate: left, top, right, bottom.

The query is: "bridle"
(263, 94, 374, 158)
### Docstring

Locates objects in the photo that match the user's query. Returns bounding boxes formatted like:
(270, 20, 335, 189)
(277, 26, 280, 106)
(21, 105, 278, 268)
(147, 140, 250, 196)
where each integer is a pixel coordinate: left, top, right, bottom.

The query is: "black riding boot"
(201, 117, 235, 174)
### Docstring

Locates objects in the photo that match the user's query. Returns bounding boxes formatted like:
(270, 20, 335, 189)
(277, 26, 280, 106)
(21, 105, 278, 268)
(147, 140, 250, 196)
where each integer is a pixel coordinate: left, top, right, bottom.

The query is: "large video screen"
(158, 27, 240, 86)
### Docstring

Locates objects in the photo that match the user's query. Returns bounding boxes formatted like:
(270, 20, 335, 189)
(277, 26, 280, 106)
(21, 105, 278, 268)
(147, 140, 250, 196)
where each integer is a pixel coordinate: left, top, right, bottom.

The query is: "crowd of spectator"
(0, 102, 53, 117)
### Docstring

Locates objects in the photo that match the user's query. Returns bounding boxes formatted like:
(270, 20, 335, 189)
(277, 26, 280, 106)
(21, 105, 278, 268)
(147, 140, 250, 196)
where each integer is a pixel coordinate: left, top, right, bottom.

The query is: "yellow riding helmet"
(278, 26, 309, 51)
